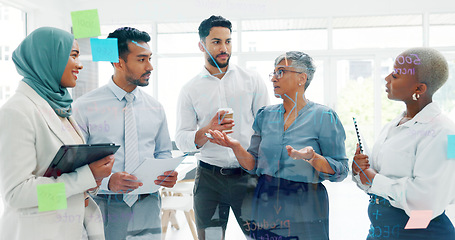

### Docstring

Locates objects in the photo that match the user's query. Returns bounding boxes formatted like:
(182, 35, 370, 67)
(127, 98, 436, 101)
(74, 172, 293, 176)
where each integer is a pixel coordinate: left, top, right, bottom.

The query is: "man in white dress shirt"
(175, 15, 269, 239)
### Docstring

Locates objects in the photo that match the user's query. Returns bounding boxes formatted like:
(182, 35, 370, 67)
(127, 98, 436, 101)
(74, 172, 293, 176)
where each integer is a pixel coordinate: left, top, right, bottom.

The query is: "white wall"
(0, 0, 70, 32)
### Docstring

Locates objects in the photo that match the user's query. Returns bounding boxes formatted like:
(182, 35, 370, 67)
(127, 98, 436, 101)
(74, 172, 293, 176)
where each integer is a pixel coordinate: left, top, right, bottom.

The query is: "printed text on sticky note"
(71, 9, 101, 39)
(37, 182, 67, 212)
(448, 135, 455, 159)
(90, 38, 119, 62)
(404, 210, 433, 229)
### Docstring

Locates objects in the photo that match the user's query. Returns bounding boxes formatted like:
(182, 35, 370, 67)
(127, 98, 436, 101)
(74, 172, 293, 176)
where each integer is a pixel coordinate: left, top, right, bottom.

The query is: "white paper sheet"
(127, 154, 187, 194)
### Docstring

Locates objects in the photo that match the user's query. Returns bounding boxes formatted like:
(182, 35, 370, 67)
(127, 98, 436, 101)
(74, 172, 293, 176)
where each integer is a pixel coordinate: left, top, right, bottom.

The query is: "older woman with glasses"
(208, 51, 349, 240)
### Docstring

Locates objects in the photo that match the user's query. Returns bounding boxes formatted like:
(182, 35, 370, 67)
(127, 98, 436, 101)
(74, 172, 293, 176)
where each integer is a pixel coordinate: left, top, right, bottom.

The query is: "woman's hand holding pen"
(353, 144, 377, 185)
(352, 144, 370, 175)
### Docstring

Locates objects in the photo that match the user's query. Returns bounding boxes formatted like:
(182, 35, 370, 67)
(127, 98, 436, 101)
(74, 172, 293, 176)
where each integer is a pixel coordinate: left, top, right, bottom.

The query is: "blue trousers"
(248, 175, 329, 240)
(367, 195, 455, 240)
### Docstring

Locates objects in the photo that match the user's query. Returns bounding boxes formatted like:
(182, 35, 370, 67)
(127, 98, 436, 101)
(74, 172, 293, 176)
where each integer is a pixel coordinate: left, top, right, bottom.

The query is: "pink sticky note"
(404, 210, 433, 229)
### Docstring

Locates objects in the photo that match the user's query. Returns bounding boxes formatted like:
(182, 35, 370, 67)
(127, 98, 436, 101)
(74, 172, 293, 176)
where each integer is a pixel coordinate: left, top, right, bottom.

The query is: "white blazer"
(0, 82, 105, 240)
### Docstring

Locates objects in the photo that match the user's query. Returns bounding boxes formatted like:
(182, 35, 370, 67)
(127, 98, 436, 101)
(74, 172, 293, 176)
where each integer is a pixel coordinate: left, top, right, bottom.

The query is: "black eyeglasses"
(269, 69, 304, 80)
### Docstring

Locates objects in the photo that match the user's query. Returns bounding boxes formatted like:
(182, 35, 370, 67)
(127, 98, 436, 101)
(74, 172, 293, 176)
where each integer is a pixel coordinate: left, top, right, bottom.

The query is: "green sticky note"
(37, 182, 67, 212)
(71, 9, 101, 39)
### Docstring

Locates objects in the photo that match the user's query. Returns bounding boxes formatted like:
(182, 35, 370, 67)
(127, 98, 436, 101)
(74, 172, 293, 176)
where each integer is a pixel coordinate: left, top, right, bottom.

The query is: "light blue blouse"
(247, 101, 349, 183)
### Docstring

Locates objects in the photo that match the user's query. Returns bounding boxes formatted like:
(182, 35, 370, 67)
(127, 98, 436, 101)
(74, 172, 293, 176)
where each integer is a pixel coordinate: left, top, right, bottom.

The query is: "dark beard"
(208, 55, 230, 69)
(125, 69, 151, 87)
(129, 78, 149, 87)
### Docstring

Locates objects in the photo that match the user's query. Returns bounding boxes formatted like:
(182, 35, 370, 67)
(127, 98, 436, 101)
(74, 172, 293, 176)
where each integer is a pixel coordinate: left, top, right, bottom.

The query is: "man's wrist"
(195, 127, 209, 148)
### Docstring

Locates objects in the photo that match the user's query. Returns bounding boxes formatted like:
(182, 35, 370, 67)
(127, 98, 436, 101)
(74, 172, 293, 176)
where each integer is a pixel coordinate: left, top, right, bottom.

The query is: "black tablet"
(44, 143, 120, 178)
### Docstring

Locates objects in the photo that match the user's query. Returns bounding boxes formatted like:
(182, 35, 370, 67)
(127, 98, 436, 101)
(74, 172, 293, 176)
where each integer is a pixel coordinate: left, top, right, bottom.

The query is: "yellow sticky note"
(37, 182, 67, 212)
(404, 210, 433, 229)
(71, 9, 101, 39)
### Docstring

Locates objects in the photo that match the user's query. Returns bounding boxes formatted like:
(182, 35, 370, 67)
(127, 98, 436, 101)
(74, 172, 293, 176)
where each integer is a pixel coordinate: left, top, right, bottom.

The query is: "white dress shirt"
(353, 102, 455, 219)
(175, 64, 269, 168)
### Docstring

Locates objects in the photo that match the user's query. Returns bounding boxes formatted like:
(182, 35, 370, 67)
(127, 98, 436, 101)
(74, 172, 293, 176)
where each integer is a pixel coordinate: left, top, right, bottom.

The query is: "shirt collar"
(200, 64, 234, 79)
(278, 100, 314, 114)
(107, 77, 139, 101)
(400, 102, 441, 127)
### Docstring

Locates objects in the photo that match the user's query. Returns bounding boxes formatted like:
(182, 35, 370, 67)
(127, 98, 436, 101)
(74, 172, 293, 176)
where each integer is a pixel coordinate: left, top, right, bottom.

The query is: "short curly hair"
(198, 15, 232, 41)
(107, 27, 150, 63)
(274, 51, 316, 90)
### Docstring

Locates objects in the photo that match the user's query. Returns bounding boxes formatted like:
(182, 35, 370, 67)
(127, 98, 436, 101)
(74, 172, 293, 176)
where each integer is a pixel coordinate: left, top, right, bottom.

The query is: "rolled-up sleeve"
(245, 107, 267, 174)
(317, 109, 349, 182)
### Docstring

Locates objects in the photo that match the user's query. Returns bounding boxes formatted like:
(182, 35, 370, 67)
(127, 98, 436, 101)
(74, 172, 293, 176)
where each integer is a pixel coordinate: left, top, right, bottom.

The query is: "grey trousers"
(93, 193, 161, 240)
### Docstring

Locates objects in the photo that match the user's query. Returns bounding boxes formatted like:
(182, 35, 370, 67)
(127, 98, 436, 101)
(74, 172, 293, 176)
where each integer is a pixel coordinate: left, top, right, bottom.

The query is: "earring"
(412, 93, 420, 101)
(298, 83, 302, 86)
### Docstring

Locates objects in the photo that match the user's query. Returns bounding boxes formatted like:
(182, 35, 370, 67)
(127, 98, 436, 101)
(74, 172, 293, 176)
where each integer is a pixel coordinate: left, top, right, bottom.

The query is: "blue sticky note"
(90, 38, 119, 62)
(448, 135, 455, 159)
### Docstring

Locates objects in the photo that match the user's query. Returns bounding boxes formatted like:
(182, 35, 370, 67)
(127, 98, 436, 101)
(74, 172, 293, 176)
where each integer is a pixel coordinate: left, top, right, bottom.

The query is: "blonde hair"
(401, 47, 448, 96)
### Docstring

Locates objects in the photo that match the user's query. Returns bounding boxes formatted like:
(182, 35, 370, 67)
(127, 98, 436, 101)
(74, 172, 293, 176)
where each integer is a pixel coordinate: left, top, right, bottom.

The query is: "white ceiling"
(2, 0, 455, 31)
